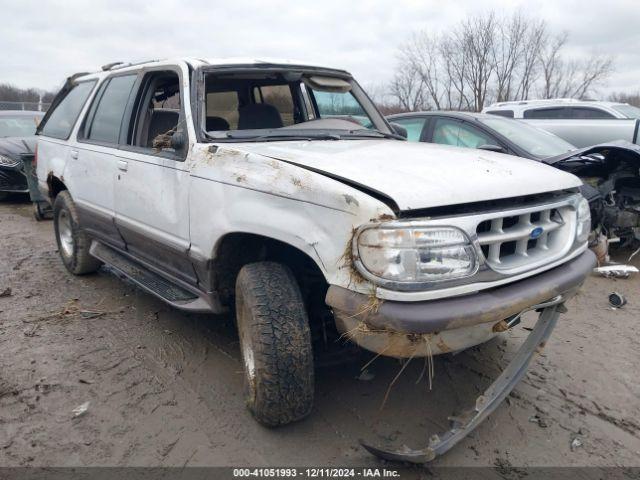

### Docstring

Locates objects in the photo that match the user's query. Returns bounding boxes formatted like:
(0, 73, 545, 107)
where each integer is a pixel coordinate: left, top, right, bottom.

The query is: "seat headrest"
(206, 116, 230, 131)
(237, 103, 283, 130)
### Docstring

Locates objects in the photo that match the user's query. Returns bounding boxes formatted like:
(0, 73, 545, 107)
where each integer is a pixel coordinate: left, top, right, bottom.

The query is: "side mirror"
(390, 122, 408, 139)
(477, 144, 506, 154)
(170, 131, 186, 151)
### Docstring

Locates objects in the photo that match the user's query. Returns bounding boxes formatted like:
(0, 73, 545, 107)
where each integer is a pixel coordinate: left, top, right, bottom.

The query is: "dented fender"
(186, 143, 394, 290)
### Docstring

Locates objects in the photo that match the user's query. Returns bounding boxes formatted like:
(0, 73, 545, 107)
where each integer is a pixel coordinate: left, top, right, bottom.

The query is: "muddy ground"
(1, 195, 639, 468)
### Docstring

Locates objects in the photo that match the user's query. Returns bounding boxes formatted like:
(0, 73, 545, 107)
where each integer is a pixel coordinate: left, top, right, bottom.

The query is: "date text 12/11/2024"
(232, 468, 401, 478)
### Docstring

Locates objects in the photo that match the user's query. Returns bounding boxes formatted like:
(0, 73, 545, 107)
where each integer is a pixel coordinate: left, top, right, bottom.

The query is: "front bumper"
(327, 249, 596, 336)
(0, 167, 28, 193)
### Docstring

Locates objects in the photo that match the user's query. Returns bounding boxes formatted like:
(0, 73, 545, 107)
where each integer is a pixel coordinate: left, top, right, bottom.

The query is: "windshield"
(478, 116, 576, 158)
(612, 104, 640, 119)
(0, 115, 40, 137)
(201, 70, 393, 141)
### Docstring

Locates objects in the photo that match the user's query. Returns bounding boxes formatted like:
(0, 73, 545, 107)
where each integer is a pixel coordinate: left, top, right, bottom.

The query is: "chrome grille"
(476, 204, 574, 272)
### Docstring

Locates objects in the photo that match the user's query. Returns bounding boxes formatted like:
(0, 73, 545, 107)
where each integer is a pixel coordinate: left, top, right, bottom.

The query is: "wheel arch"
(211, 231, 330, 314)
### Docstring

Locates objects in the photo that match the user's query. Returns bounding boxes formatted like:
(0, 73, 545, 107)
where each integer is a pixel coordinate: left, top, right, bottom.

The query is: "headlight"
(0, 154, 20, 168)
(575, 197, 591, 243)
(355, 225, 478, 287)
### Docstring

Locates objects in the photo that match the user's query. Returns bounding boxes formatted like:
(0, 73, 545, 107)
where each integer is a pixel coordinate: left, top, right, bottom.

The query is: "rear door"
(71, 73, 139, 248)
(114, 64, 195, 285)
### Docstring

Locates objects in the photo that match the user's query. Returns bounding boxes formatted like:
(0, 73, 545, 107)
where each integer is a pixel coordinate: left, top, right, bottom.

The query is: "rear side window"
(40, 81, 95, 139)
(85, 75, 137, 144)
(486, 110, 514, 118)
(568, 107, 615, 119)
(431, 118, 495, 148)
(523, 107, 567, 119)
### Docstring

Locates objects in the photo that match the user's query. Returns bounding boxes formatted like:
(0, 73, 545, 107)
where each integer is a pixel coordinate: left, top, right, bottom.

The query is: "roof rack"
(101, 59, 162, 72)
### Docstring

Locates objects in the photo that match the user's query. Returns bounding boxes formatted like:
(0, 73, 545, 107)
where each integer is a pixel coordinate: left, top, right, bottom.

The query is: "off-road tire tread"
(53, 191, 102, 275)
(236, 262, 314, 427)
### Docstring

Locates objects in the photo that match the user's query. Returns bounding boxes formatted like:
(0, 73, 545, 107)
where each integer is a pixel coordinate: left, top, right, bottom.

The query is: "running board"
(90, 241, 212, 312)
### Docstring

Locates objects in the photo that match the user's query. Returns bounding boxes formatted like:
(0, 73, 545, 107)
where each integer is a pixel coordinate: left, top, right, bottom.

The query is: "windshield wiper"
(248, 133, 342, 142)
(204, 131, 342, 142)
(345, 129, 406, 140)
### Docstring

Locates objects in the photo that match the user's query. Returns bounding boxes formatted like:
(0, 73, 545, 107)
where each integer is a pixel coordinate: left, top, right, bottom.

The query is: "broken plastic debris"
(72, 401, 90, 418)
(570, 437, 583, 451)
(593, 264, 639, 279)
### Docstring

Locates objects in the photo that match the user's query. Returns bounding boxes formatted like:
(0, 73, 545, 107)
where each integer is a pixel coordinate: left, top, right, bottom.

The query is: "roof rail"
(101, 59, 162, 72)
(101, 62, 124, 71)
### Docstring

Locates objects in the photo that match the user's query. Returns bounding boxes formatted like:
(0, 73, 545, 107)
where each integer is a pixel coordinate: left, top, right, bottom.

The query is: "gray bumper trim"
(327, 249, 596, 334)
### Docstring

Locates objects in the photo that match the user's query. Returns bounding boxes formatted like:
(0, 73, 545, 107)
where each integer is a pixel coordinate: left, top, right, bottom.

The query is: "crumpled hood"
(231, 139, 582, 211)
(0, 136, 36, 161)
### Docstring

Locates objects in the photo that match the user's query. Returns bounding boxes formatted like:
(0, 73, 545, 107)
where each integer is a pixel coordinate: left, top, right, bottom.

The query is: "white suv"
(36, 58, 595, 463)
(484, 98, 640, 119)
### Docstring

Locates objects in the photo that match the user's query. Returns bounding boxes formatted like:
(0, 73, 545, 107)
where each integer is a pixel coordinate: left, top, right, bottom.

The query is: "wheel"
(235, 261, 314, 427)
(0, 191, 8, 201)
(53, 191, 102, 275)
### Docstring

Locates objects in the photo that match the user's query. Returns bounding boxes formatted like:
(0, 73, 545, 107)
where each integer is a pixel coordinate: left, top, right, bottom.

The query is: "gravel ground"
(1, 195, 639, 468)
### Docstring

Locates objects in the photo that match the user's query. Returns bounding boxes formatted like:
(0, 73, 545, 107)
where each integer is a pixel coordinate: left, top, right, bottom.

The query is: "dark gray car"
(0, 110, 44, 199)
(388, 111, 640, 249)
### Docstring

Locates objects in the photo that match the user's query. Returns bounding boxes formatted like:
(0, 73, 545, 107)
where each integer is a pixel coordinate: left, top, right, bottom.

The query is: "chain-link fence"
(0, 101, 50, 112)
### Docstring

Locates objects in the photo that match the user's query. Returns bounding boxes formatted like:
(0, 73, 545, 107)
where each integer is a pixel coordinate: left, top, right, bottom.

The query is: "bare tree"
(492, 13, 527, 102)
(457, 13, 497, 111)
(609, 91, 640, 107)
(539, 33, 613, 99)
(389, 11, 615, 112)
(388, 61, 426, 111)
(539, 32, 568, 99)
(514, 19, 547, 100)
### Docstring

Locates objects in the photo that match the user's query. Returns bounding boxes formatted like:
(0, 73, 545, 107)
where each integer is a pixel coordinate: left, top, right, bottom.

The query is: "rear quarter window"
(568, 107, 615, 119)
(523, 107, 567, 119)
(486, 110, 514, 118)
(40, 81, 96, 140)
(83, 74, 137, 144)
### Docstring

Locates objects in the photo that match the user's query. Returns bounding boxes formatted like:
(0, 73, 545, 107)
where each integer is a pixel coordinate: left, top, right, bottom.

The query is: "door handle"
(70, 150, 79, 160)
(117, 160, 128, 172)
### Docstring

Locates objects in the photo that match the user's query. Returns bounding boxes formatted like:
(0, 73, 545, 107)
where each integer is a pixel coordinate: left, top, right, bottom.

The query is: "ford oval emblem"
(530, 227, 544, 239)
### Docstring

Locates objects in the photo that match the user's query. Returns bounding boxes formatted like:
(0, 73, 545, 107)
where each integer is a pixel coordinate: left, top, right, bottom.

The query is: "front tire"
(235, 261, 314, 427)
(53, 191, 102, 275)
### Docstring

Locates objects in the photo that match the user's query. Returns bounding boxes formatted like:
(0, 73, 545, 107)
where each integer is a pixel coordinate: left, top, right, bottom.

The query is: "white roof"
(75, 57, 349, 82)
(487, 98, 624, 109)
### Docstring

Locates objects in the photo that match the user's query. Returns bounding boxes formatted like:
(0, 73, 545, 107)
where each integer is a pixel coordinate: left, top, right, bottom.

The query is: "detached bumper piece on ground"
(361, 302, 562, 464)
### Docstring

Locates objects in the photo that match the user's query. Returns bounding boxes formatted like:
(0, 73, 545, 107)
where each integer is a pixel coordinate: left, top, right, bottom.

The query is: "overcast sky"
(1, 0, 639, 97)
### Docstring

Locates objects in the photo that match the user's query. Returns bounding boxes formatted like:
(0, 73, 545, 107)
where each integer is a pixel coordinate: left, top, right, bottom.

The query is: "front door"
(114, 65, 195, 285)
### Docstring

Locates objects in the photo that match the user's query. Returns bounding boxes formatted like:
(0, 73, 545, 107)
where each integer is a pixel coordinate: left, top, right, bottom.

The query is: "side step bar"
(90, 241, 212, 312)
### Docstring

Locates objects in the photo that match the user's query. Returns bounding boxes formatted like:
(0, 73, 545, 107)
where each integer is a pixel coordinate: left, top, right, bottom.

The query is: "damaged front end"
(327, 246, 596, 463)
(545, 141, 640, 256)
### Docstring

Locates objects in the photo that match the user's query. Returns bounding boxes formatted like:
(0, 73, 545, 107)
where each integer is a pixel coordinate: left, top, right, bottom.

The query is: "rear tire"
(235, 261, 314, 427)
(53, 191, 102, 275)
